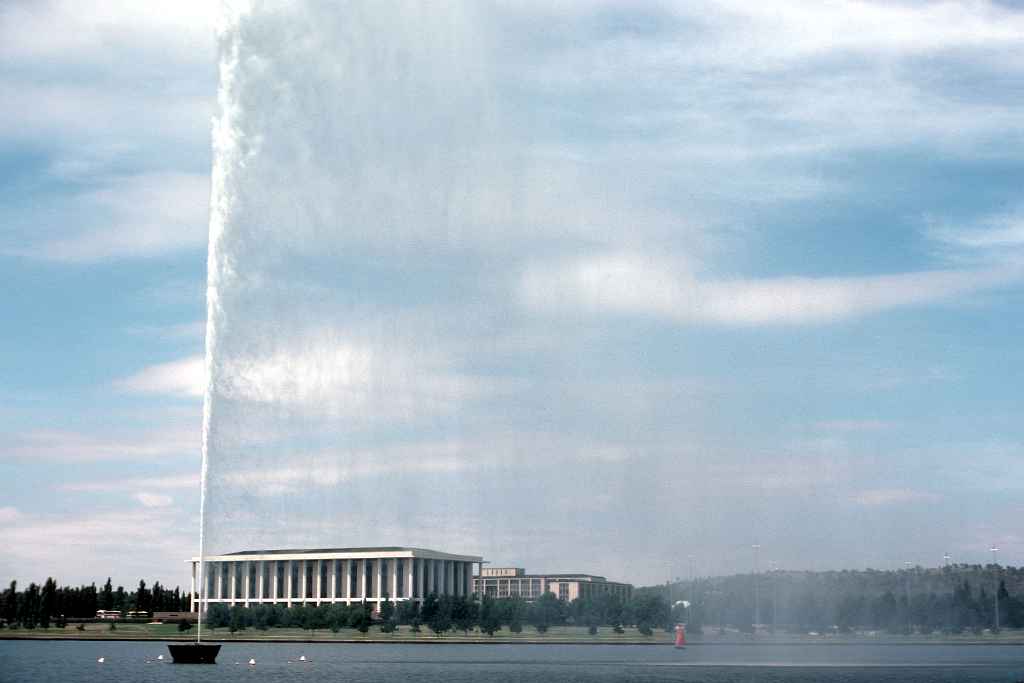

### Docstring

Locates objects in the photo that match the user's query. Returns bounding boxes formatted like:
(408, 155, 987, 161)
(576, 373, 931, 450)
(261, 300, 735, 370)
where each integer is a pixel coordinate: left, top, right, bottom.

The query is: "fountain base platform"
(168, 643, 221, 664)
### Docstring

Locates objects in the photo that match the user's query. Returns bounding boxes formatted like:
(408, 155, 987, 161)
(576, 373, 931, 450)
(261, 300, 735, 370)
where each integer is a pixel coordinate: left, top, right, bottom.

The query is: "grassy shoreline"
(3, 623, 1024, 645)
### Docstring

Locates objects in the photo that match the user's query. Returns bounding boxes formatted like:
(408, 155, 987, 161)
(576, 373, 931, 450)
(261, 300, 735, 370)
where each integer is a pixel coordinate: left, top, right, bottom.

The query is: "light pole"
(943, 553, 953, 632)
(769, 560, 778, 634)
(904, 561, 913, 634)
(990, 546, 1000, 631)
(752, 544, 761, 633)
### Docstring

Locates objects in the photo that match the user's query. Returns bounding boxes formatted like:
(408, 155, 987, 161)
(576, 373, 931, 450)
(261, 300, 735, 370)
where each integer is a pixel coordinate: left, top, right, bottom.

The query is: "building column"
(464, 562, 471, 597)
(343, 560, 350, 602)
(330, 559, 337, 602)
(391, 559, 399, 600)
(270, 561, 278, 603)
(243, 562, 251, 605)
(258, 561, 265, 602)
(406, 558, 414, 600)
(315, 559, 322, 604)
(190, 562, 197, 612)
(426, 560, 434, 596)
(376, 558, 384, 603)
(357, 559, 365, 601)
(286, 560, 293, 606)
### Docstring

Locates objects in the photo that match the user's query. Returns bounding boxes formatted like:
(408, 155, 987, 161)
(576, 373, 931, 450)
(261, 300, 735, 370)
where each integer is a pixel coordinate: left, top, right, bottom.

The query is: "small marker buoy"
(97, 657, 105, 663)
(157, 654, 164, 661)
(299, 655, 307, 662)
(249, 658, 256, 666)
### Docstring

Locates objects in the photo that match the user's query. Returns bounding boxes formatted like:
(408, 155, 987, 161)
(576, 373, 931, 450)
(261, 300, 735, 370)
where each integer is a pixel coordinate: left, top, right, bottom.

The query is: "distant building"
(190, 547, 483, 613)
(474, 567, 632, 602)
(95, 610, 122, 621)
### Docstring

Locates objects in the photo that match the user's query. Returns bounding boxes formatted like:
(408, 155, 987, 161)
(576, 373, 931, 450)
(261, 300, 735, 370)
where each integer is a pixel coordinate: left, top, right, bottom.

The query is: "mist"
(201, 1, 1024, 586)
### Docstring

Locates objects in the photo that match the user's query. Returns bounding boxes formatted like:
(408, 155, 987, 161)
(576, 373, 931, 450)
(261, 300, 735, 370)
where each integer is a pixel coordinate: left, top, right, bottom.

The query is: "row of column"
(192, 558, 475, 608)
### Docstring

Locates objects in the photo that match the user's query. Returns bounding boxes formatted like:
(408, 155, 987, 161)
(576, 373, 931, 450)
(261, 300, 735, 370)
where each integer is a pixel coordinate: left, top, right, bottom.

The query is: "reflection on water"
(2, 641, 1023, 683)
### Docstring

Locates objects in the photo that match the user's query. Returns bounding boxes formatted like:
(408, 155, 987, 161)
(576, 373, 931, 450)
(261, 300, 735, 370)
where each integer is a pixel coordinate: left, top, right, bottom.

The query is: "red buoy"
(674, 624, 686, 648)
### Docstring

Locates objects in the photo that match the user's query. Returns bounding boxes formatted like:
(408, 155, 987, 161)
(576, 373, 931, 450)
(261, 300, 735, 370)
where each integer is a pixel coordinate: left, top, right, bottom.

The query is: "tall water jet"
(197, 0, 726, 601)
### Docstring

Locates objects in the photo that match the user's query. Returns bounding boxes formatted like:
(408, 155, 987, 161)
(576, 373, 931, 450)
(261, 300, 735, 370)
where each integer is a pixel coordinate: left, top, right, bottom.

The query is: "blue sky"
(1, 1, 1023, 589)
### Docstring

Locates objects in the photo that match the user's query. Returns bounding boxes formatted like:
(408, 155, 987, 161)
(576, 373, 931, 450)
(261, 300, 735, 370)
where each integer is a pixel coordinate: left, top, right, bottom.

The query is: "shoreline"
(3, 634, 1023, 646)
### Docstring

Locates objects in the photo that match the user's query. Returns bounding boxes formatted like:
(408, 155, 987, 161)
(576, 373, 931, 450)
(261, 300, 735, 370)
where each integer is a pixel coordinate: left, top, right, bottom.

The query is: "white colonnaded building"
(190, 546, 484, 613)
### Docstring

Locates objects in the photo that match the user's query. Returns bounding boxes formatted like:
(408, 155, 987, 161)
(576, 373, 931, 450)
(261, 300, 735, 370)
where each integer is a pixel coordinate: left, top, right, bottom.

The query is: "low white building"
(190, 546, 483, 612)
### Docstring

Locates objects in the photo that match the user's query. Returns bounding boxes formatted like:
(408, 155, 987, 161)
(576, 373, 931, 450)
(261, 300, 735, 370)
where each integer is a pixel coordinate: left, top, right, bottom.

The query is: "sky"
(2, 0, 1024, 590)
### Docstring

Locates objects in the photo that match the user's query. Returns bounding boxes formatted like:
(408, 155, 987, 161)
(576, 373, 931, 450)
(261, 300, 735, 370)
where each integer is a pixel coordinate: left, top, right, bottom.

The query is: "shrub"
(177, 619, 192, 632)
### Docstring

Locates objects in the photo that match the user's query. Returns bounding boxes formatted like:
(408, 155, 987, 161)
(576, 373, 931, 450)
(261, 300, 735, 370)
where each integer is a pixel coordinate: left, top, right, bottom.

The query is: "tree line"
(1, 578, 191, 629)
(204, 591, 672, 636)
(661, 564, 1024, 634)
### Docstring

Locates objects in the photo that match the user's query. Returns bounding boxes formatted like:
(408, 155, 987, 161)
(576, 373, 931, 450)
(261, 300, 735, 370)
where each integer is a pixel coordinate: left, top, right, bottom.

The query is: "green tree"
(134, 580, 150, 614)
(177, 618, 192, 632)
(452, 597, 477, 635)
(229, 605, 247, 633)
(379, 596, 395, 624)
(206, 603, 230, 629)
(479, 596, 501, 636)
(428, 596, 453, 636)
(99, 578, 113, 611)
(530, 592, 562, 633)
(19, 583, 41, 629)
(351, 601, 372, 633)
(421, 593, 439, 626)
(40, 578, 57, 628)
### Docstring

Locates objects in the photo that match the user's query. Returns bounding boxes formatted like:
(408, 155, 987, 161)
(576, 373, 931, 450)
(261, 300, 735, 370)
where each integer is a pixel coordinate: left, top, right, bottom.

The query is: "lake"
(2, 640, 1024, 682)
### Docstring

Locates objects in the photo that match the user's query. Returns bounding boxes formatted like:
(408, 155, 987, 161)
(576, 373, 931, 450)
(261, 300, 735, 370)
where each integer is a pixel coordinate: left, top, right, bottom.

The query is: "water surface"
(3, 640, 1024, 683)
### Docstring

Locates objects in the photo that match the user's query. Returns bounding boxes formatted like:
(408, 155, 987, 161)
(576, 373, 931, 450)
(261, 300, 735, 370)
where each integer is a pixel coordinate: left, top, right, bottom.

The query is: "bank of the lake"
(5, 623, 1024, 645)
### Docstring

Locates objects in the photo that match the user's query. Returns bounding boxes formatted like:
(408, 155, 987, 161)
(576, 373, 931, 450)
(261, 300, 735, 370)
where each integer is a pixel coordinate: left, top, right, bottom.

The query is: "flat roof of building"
(476, 573, 632, 585)
(191, 547, 483, 563)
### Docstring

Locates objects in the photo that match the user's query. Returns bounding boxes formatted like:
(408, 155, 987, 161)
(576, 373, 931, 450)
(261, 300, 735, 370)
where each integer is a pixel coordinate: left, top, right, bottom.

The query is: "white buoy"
(299, 655, 307, 662)
(248, 658, 256, 666)
(97, 657, 105, 663)
(157, 654, 164, 661)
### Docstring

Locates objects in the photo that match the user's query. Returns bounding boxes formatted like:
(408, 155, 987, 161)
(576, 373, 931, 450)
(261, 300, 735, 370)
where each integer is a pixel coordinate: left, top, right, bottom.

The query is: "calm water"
(2, 641, 1024, 683)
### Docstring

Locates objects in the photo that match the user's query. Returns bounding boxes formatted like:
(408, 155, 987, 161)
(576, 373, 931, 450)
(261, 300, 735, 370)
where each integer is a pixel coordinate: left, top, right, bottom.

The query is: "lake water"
(3, 640, 1024, 683)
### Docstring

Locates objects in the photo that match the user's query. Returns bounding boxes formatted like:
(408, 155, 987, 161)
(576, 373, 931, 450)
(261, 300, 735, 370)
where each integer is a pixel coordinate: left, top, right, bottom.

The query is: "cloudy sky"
(2, 0, 1023, 590)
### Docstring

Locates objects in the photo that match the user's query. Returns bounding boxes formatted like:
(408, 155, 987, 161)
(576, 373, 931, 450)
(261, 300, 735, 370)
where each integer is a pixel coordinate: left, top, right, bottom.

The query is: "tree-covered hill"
(644, 564, 1024, 634)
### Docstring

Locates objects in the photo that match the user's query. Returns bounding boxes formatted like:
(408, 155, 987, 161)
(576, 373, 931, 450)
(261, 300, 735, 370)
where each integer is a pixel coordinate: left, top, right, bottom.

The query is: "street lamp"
(752, 544, 761, 633)
(904, 561, 913, 634)
(990, 546, 1000, 631)
(769, 560, 778, 634)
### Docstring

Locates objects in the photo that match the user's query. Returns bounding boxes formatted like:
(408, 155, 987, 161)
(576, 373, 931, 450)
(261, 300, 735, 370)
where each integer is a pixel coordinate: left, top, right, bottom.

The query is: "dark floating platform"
(168, 643, 221, 664)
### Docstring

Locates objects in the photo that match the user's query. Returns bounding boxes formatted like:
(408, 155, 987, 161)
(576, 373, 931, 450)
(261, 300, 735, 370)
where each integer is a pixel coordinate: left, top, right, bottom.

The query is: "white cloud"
(215, 330, 499, 421)
(4, 428, 198, 462)
(224, 443, 470, 497)
(17, 172, 210, 263)
(0, 507, 20, 522)
(520, 252, 1022, 325)
(0, 507, 195, 586)
(115, 355, 206, 399)
(852, 488, 941, 506)
(815, 419, 893, 433)
(60, 473, 198, 493)
(133, 492, 174, 508)
(125, 321, 206, 341)
(929, 208, 1024, 265)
